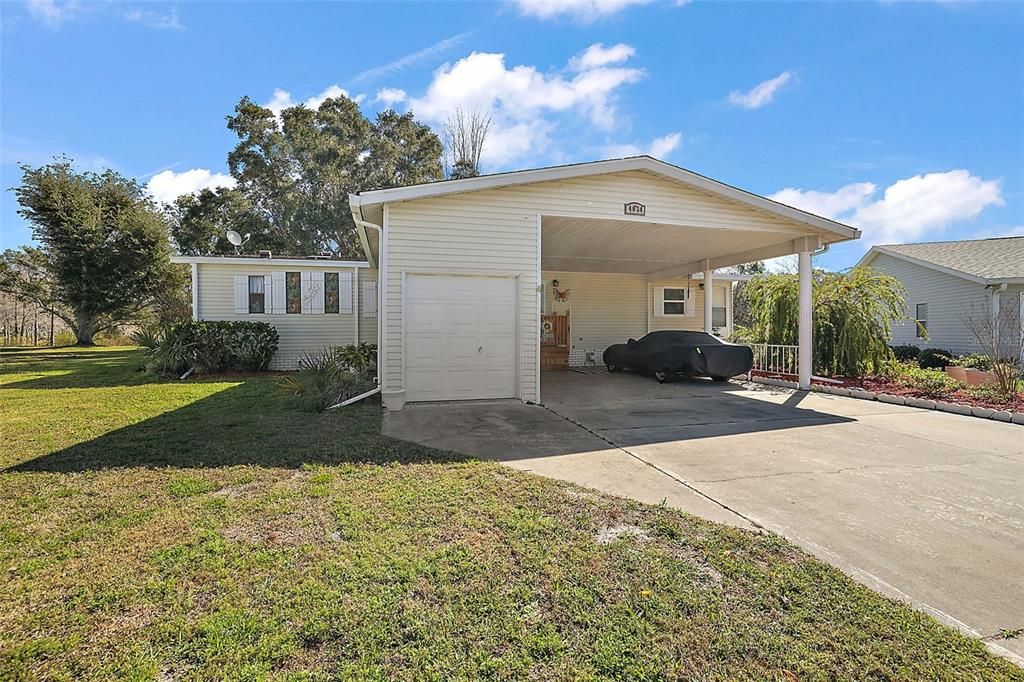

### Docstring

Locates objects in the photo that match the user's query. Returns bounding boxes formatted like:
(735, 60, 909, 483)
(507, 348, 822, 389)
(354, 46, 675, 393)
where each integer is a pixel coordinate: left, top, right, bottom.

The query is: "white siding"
(384, 169, 766, 403)
(868, 253, 989, 354)
(195, 262, 377, 369)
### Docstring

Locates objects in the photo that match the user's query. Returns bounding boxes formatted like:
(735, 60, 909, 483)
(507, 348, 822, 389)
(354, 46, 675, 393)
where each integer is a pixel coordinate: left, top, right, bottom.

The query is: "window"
(915, 303, 928, 338)
(662, 287, 687, 315)
(286, 272, 301, 314)
(324, 272, 340, 314)
(248, 275, 265, 314)
(712, 286, 726, 327)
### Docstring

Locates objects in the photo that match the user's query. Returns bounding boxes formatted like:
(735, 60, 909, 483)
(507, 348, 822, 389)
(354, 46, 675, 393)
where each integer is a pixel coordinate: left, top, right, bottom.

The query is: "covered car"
(602, 330, 753, 383)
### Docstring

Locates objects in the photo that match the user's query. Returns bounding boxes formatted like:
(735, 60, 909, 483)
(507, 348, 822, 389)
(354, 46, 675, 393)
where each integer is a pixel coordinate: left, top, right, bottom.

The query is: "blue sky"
(2, 0, 1022, 270)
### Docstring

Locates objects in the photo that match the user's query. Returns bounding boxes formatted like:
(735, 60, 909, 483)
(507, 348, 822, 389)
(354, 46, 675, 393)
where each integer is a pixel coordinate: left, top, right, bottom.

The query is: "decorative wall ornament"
(554, 287, 571, 302)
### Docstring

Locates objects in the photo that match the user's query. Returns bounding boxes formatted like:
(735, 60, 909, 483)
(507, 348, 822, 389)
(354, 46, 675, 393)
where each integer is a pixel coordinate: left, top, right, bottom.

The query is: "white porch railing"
(748, 343, 799, 376)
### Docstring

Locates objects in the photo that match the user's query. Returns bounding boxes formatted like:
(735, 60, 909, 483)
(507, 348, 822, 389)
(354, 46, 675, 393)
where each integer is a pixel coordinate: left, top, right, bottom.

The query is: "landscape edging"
(746, 376, 1023, 426)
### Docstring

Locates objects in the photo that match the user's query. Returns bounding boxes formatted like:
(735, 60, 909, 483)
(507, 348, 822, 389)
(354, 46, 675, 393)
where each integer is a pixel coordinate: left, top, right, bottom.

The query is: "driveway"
(383, 370, 1024, 661)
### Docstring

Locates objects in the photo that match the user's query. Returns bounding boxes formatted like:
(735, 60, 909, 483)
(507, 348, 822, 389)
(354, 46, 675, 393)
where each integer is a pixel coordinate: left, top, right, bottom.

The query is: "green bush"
(918, 348, 953, 369)
(951, 353, 992, 371)
(130, 326, 163, 350)
(889, 345, 920, 362)
(899, 364, 962, 396)
(335, 342, 377, 374)
(147, 321, 279, 376)
(277, 346, 375, 411)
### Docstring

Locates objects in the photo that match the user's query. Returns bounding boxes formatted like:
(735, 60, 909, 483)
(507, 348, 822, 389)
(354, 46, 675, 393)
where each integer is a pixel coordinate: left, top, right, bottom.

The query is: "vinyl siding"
(867, 253, 990, 354)
(195, 262, 377, 370)
(384, 169, 787, 403)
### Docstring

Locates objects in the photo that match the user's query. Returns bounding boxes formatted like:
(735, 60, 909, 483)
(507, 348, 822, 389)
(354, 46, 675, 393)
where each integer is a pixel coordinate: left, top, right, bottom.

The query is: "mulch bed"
(750, 370, 1024, 412)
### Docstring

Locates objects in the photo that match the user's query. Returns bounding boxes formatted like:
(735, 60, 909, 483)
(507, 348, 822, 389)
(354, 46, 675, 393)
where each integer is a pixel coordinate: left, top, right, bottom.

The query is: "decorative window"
(324, 272, 340, 314)
(662, 287, 688, 316)
(248, 275, 265, 314)
(915, 303, 928, 338)
(286, 272, 301, 314)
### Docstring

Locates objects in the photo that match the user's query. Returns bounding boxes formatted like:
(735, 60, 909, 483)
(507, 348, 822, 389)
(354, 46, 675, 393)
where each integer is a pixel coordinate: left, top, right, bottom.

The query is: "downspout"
(327, 217, 383, 410)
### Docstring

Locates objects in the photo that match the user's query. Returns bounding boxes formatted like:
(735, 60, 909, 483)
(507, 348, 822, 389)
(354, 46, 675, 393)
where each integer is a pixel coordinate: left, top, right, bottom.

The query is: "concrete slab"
(384, 371, 1024, 663)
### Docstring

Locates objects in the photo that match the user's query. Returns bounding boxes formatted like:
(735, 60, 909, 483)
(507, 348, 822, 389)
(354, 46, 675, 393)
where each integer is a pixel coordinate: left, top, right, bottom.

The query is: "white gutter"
(327, 217, 384, 410)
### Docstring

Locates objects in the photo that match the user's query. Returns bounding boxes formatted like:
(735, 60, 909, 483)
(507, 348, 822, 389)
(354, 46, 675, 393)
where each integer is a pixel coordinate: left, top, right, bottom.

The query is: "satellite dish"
(226, 230, 243, 246)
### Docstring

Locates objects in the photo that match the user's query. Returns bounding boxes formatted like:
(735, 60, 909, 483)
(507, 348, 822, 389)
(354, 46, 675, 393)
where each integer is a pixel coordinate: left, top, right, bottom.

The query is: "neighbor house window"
(248, 275, 265, 314)
(324, 272, 340, 314)
(286, 272, 301, 314)
(662, 287, 687, 315)
(915, 303, 928, 338)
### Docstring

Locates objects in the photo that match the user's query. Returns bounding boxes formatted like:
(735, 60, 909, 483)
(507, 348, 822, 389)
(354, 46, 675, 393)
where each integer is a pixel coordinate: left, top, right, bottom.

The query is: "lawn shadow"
(0, 349, 150, 389)
(6, 379, 468, 473)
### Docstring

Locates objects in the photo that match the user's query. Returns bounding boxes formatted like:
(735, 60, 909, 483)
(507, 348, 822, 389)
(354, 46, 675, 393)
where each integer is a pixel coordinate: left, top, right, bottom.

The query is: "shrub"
(335, 342, 377, 374)
(918, 348, 953, 369)
(146, 321, 279, 376)
(898, 365, 962, 396)
(889, 345, 920, 362)
(130, 326, 163, 350)
(277, 346, 375, 411)
(951, 353, 992, 371)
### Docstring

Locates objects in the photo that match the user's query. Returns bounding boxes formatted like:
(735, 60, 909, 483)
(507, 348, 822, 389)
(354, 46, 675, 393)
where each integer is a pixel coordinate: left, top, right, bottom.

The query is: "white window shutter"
(263, 275, 272, 313)
(234, 275, 247, 314)
(653, 286, 665, 318)
(310, 271, 325, 314)
(339, 271, 353, 314)
(271, 272, 286, 314)
(685, 286, 696, 318)
(361, 281, 377, 318)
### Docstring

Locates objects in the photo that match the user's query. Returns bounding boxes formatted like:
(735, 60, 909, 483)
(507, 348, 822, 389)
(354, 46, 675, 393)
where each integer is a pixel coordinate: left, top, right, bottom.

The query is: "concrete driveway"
(383, 370, 1024, 661)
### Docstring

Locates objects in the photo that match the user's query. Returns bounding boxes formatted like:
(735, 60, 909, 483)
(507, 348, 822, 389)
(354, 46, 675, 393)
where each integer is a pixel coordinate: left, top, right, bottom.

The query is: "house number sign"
(624, 201, 646, 217)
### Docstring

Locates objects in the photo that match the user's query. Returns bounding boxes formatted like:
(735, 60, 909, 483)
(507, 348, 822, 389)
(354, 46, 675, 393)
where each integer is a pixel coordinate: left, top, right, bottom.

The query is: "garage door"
(405, 274, 518, 401)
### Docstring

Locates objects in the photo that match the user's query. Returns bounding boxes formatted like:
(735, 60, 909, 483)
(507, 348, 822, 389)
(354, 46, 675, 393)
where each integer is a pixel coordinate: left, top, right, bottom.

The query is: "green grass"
(1, 346, 1020, 681)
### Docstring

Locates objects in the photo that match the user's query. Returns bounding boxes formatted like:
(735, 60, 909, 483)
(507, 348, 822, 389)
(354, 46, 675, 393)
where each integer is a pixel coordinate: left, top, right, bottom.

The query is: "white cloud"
(770, 170, 1004, 247)
(514, 0, 654, 22)
(26, 0, 76, 29)
(408, 45, 643, 166)
(263, 85, 363, 116)
(606, 131, 682, 159)
(147, 169, 236, 205)
(351, 32, 473, 84)
(124, 7, 184, 30)
(374, 88, 408, 106)
(728, 71, 793, 109)
(570, 43, 636, 70)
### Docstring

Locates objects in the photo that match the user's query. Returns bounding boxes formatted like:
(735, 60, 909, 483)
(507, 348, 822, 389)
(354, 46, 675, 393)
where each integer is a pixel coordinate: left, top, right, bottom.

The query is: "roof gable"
(858, 237, 1024, 284)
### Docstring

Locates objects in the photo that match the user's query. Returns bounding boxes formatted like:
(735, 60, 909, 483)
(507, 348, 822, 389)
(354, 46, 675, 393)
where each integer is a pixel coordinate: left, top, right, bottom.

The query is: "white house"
(857, 236, 1024, 356)
(348, 156, 859, 409)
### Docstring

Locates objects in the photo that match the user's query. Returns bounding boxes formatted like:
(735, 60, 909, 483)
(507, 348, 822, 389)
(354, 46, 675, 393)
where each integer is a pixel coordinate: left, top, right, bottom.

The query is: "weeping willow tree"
(735, 267, 907, 377)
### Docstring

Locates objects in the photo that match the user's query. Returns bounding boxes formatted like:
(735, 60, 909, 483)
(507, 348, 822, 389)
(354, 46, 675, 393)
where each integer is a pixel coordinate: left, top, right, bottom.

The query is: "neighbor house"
(177, 157, 861, 407)
(857, 236, 1024, 356)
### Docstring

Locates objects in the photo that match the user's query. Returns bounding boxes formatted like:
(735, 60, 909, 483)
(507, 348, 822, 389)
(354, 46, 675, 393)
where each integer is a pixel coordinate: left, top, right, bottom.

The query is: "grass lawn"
(1, 346, 1020, 681)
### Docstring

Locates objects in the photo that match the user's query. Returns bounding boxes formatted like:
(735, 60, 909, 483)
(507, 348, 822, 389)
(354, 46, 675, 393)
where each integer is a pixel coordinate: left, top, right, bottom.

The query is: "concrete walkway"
(383, 370, 1024, 662)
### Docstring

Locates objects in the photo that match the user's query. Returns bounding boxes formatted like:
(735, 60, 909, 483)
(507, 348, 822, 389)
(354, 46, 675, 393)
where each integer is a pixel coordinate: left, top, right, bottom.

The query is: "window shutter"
(271, 271, 286, 314)
(685, 286, 696, 318)
(234, 275, 247, 314)
(653, 286, 665, 318)
(361, 281, 377, 318)
(310, 271, 325, 314)
(300, 272, 311, 314)
(339, 271, 353, 314)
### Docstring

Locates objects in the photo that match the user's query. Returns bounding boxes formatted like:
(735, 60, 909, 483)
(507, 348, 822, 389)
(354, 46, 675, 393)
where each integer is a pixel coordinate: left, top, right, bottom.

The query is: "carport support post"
(702, 262, 714, 334)
(798, 248, 812, 390)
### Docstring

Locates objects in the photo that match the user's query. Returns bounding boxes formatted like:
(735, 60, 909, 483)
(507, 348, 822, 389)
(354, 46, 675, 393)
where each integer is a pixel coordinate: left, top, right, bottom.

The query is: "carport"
(350, 156, 860, 410)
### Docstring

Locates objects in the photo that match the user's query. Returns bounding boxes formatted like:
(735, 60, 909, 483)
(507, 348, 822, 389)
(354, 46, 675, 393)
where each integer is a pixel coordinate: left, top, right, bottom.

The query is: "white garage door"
(405, 274, 518, 401)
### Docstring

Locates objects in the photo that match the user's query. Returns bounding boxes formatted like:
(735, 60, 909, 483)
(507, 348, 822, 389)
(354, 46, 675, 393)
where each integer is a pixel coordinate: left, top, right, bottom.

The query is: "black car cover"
(602, 330, 753, 380)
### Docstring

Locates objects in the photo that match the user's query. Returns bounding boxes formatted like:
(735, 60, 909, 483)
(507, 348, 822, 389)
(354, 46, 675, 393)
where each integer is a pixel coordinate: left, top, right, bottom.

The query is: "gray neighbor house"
(857, 236, 1024, 357)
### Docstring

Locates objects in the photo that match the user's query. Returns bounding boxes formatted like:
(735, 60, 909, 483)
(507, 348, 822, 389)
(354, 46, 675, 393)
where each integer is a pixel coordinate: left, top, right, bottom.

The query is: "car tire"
(654, 370, 669, 383)
(711, 376, 729, 383)
(606, 364, 621, 372)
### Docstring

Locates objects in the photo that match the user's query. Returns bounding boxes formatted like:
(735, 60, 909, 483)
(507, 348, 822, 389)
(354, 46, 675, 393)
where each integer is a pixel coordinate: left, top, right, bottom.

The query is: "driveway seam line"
(540, 404, 765, 531)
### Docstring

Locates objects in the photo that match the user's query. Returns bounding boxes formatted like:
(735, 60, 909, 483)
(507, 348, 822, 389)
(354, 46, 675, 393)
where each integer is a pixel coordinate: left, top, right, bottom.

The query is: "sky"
(1, 0, 1022, 271)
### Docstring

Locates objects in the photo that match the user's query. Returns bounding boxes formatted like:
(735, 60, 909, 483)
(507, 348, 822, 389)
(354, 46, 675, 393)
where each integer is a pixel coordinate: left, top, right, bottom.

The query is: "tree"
(960, 301, 1023, 402)
(0, 247, 70, 345)
(735, 267, 906, 377)
(10, 160, 175, 345)
(170, 186, 269, 256)
(728, 260, 766, 328)
(215, 95, 443, 258)
(444, 107, 491, 179)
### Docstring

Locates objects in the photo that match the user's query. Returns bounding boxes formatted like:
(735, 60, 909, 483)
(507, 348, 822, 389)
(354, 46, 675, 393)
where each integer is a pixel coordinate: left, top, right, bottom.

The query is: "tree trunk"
(75, 310, 96, 346)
